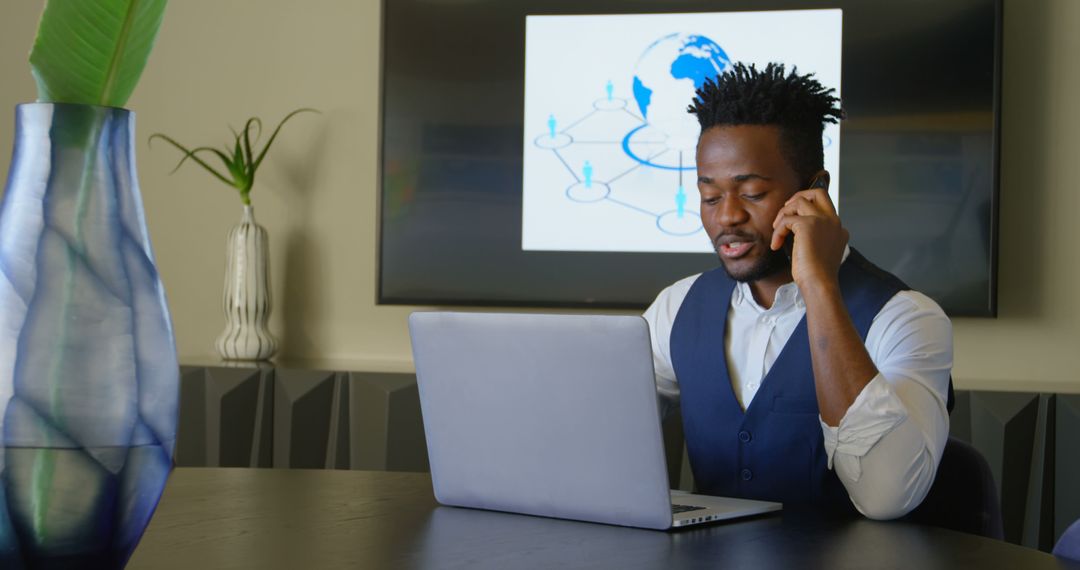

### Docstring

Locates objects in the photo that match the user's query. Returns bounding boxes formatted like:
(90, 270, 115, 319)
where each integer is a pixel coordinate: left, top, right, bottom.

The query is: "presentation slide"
(522, 10, 843, 253)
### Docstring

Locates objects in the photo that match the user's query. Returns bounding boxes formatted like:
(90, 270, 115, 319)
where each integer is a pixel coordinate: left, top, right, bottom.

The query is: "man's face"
(696, 125, 801, 282)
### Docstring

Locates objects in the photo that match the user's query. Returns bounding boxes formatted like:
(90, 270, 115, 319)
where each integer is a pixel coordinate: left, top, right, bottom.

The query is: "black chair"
(903, 437, 1004, 539)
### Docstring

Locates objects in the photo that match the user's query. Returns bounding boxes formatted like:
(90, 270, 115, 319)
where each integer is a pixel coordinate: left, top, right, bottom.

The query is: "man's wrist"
(796, 274, 842, 306)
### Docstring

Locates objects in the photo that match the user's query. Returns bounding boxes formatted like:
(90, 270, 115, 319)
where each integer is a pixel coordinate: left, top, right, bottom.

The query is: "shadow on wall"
(275, 116, 330, 357)
(996, 0, 1054, 320)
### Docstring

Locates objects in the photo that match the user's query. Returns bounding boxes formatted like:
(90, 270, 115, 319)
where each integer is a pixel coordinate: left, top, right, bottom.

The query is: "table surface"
(127, 468, 1078, 570)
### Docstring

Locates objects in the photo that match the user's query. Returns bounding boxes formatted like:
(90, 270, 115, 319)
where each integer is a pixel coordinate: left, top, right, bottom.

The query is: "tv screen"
(379, 0, 1000, 316)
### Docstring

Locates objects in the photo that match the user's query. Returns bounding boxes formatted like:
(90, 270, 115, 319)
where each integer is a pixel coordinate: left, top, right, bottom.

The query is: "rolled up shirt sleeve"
(820, 291, 953, 520)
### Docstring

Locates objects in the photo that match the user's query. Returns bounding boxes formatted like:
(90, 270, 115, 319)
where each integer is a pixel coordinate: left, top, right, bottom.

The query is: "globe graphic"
(632, 33, 730, 152)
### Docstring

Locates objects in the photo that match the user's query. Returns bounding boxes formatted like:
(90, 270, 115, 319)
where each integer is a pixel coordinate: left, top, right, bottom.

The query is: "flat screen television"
(379, 0, 1001, 316)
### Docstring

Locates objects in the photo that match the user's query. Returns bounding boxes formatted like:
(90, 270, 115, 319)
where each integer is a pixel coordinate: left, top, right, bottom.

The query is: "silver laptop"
(408, 311, 781, 530)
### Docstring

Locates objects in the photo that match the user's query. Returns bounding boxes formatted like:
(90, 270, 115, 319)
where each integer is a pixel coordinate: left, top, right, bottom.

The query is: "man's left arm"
(820, 294, 951, 519)
(773, 188, 952, 519)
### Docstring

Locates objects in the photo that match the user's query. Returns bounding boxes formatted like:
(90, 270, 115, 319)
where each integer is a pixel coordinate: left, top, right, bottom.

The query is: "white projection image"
(521, 10, 843, 253)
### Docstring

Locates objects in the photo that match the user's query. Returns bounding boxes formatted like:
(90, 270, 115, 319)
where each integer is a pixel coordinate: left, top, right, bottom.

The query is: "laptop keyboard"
(672, 504, 706, 514)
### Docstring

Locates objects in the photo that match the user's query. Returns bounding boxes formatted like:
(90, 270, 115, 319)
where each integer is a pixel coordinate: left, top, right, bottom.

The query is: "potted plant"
(0, 0, 176, 568)
(149, 108, 316, 361)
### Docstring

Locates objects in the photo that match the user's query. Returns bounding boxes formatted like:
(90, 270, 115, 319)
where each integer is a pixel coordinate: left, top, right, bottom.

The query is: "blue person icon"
(605, 80, 614, 101)
(583, 161, 594, 189)
(548, 114, 557, 139)
(675, 186, 687, 218)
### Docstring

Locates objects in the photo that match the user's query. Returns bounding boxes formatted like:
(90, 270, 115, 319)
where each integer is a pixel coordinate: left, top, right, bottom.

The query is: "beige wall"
(0, 0, 1078, 391)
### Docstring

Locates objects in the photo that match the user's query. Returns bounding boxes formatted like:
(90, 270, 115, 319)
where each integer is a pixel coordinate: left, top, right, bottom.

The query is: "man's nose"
(716, 195, 750, 227)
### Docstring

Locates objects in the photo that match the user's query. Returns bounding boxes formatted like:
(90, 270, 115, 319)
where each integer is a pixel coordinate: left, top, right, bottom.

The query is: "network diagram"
(532, 87, 703, 239)
(522, 17, 840, 253)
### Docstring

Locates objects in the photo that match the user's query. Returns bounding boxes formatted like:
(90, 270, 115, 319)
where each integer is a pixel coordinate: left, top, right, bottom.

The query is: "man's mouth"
(718, 241, 754, 259)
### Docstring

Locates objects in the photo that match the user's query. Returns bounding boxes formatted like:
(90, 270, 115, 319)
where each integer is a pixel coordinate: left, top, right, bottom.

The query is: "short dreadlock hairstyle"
(688, 62, 844, 184)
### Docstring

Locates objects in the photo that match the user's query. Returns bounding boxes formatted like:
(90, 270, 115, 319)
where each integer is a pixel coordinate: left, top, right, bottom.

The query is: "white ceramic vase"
(216, 205, 277, 360)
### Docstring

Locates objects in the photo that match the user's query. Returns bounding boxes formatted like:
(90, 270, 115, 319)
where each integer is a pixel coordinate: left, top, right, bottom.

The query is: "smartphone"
(781, 175, 829, 260)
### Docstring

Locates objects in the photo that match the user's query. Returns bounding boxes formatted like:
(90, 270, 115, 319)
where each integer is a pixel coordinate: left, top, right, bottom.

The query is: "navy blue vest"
(670, 249, 953, 510)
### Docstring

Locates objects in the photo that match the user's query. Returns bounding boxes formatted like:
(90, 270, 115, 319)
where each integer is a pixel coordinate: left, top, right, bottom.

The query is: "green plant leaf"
(148, 134, 237, 188)
(242, 117, 260, 166)
(149, 107, 317, 206)
(252, 108, 319, 170)
(30, 0, 168, 107)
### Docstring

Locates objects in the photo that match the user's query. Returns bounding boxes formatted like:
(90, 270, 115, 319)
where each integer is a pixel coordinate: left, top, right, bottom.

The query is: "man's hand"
(771, 186, 871, 426)
(770, 187, 849, 290)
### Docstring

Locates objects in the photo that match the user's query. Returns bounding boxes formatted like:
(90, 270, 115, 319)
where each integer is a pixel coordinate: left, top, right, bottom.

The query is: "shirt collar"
(732, 245, 851, 312)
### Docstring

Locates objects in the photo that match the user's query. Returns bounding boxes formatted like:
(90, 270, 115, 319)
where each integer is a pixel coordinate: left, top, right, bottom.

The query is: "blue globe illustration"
(631, 33, 730, 150)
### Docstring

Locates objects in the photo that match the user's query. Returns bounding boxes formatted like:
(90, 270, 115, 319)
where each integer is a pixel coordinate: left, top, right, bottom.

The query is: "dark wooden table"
(126, 468, 1078, 569)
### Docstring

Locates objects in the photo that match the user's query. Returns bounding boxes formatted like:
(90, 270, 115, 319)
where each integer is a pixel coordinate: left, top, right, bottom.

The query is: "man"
(643, 63, 953, 520)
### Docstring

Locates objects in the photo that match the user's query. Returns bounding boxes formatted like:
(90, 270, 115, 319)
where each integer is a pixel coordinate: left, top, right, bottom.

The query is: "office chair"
(903, 437, 1004, 539)
(1054, 519, 1080, 562)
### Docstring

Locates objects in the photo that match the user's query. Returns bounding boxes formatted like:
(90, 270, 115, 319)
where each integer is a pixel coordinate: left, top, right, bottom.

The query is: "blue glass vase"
(0, 104, 178, 568)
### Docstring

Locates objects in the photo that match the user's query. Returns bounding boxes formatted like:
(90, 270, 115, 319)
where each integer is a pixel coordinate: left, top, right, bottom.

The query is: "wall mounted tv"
(379, 0, 1001, 316)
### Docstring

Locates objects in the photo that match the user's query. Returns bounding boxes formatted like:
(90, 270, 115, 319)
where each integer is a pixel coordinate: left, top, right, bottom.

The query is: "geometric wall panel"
(948, 390, 973, 444)
(271, 371, 429, 472)
(174, 367, 208, 467)
(1027, 394, 1056, 551)
(175, 365, 274, 468)
(273, 369, 349, 469)
(1057, 394, 1080, 547)
(660, 409, 687, 490)
(967, 391, 1052, 548)
(349, 372, 429, 472)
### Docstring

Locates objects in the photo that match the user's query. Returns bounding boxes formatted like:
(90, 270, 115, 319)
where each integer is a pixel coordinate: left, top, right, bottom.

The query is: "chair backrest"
(1054, 519, 1080, 562)
(904, 437, 1004, 539)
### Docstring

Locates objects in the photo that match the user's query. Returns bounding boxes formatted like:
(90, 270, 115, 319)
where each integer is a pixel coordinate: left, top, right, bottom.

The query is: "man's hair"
(688, 62, 844, 183)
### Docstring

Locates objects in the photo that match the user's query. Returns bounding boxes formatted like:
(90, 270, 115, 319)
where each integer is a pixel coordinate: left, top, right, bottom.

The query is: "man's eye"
(743, 193, 766, 201)
(702, 197, 720, 205)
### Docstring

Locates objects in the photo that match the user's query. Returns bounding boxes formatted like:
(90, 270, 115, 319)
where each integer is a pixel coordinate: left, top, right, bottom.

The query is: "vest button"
(741, 468, 753, 481)
(738, 430, 751, 443)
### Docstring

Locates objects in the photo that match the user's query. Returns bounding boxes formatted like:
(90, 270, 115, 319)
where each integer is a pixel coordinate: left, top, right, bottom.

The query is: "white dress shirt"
(642, 248, 953, 520)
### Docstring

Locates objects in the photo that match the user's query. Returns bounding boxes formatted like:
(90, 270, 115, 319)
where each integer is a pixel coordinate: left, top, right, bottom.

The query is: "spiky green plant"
(148, 108, 317, 205)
